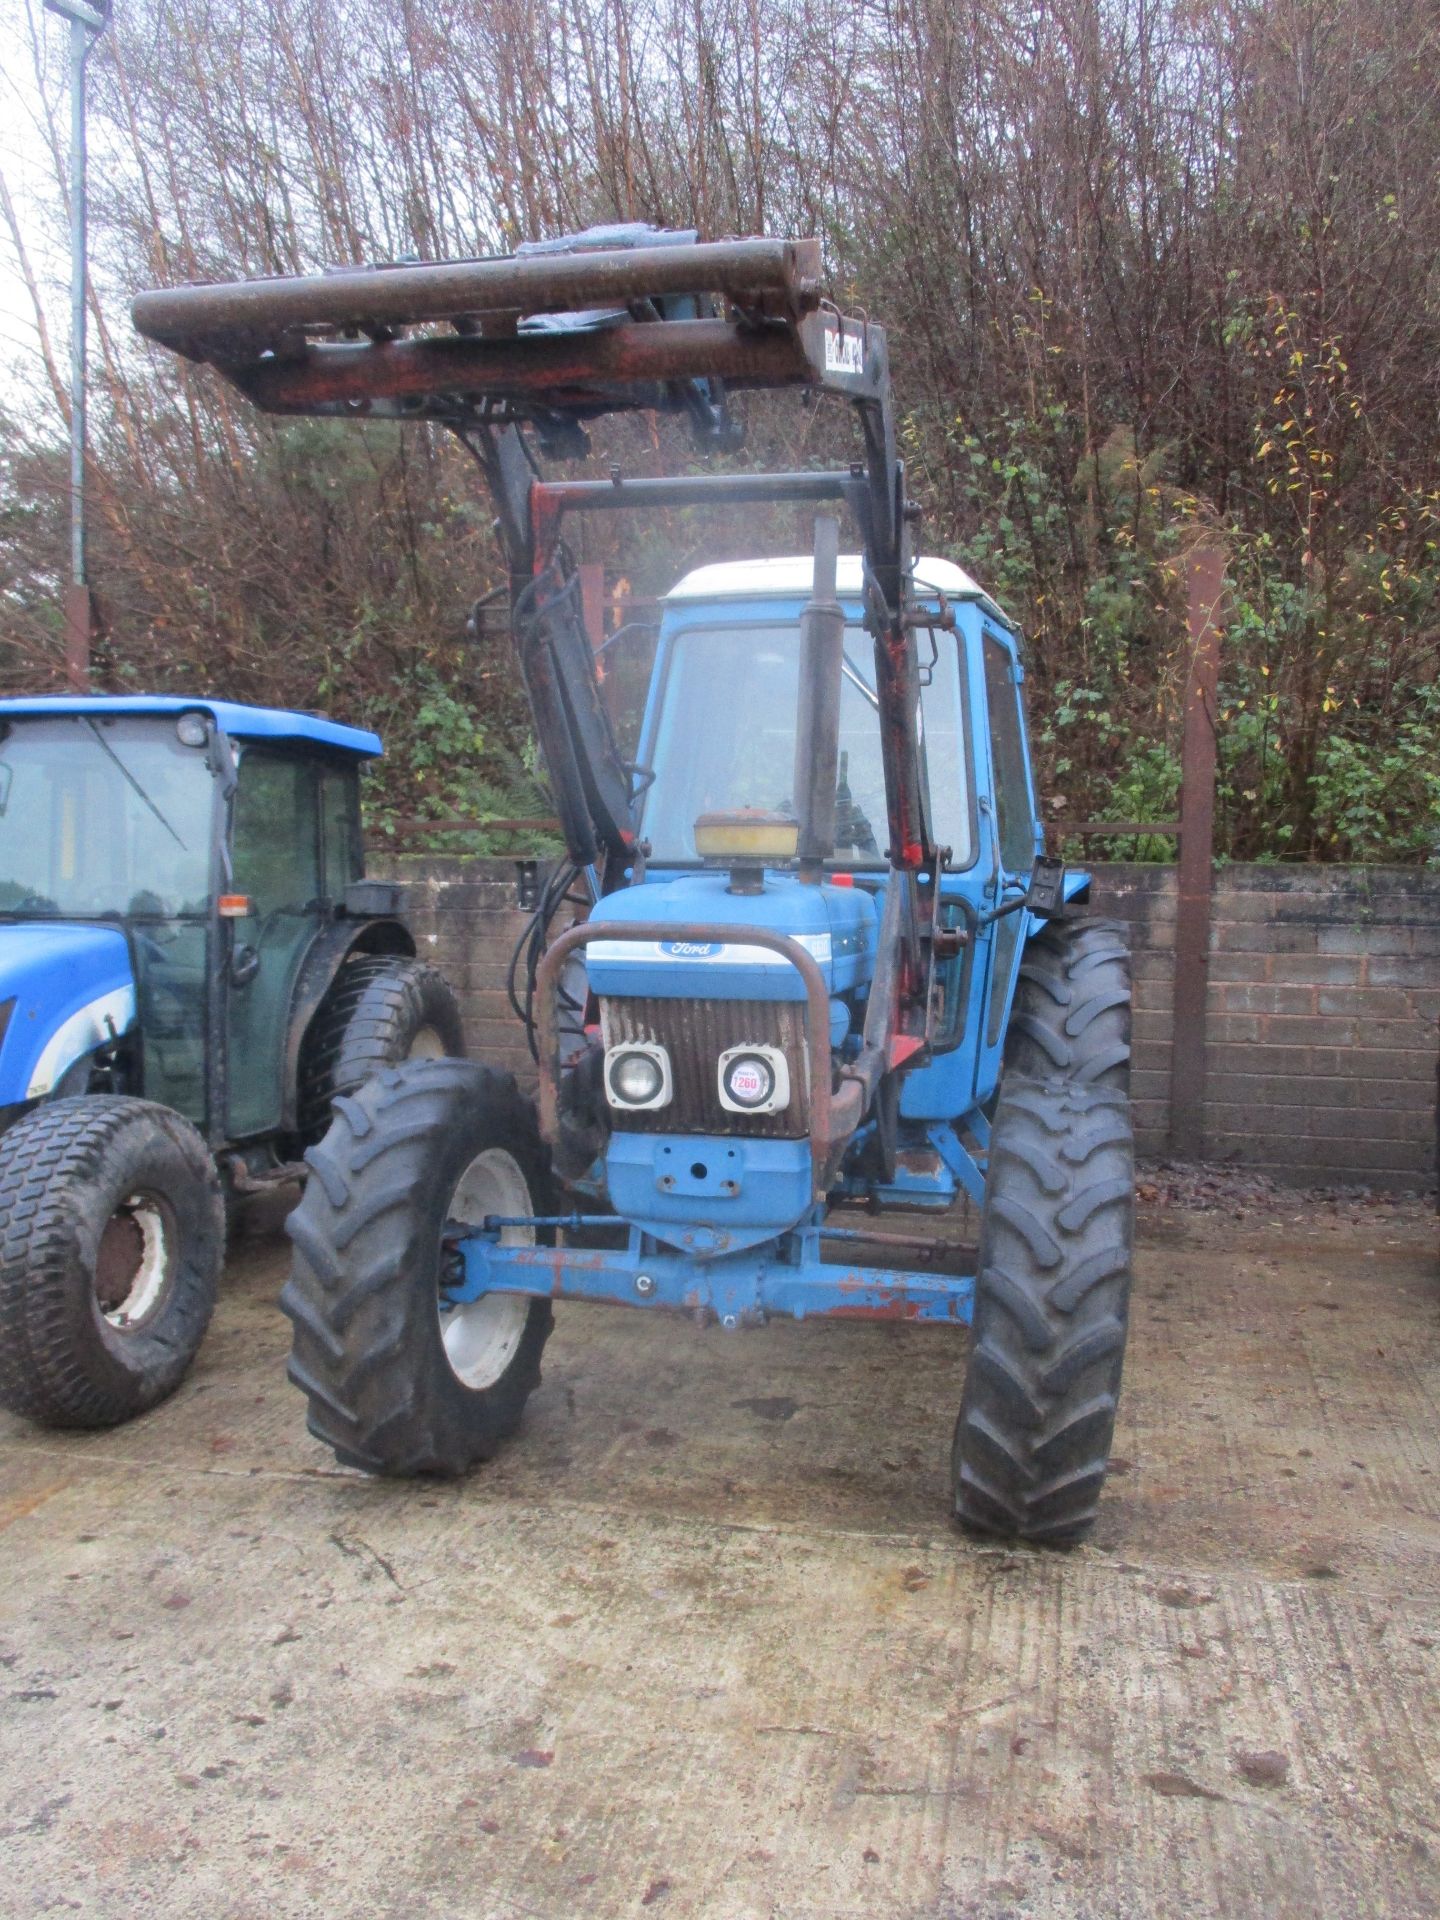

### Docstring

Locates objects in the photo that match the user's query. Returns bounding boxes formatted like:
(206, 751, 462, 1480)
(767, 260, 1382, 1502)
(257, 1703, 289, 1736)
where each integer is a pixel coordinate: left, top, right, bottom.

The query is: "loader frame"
(134, 227, 949, 1100)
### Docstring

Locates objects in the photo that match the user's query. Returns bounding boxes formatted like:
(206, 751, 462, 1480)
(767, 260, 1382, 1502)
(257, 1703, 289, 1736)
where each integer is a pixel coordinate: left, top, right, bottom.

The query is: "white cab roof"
(666, 553, 993, 606)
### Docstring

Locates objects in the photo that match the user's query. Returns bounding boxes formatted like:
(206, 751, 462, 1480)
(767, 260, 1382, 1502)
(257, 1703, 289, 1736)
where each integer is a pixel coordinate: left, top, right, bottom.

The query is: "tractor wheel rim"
(439, 1148, 532, 1390)
(96, 1193, 175, 1330)
(407, 1026, 447, 1061)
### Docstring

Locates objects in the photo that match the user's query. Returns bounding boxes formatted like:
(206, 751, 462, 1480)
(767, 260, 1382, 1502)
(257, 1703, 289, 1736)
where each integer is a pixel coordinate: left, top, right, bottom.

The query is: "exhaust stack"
(794, 516, 845, 884)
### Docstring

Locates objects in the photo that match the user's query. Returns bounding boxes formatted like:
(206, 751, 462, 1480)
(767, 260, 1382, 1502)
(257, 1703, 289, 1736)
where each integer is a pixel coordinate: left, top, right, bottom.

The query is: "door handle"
(230, 943, 260, 988)
(977, 795, 1002, 901)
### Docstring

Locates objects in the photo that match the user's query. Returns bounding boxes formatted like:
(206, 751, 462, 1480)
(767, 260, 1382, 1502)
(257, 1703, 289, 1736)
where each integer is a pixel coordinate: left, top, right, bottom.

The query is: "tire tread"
(0, 1097, 222, 1428)
(952, 917, 1134, 1545)
(281, 1059, 553, 1477)
(296, 957, 465, 1141)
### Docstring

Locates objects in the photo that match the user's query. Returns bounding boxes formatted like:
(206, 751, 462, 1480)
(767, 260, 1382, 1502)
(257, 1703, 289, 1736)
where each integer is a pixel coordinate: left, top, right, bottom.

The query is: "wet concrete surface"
(1, 1194, 1438, 1918)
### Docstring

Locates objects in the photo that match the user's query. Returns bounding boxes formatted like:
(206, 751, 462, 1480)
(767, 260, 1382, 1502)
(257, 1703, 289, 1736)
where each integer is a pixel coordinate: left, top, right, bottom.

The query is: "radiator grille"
(601, 996, 809, 1137)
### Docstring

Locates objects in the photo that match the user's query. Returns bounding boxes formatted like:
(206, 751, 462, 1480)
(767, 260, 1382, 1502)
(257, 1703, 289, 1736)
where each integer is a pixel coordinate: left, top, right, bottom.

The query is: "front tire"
(281, 1058, 553, 1476)
(0, 1097, 224, 1429)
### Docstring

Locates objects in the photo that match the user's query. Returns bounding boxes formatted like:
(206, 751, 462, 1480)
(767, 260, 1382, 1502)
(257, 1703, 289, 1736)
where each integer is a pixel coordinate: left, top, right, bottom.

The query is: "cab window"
(641, 621, 973, 868)
(230, 752, 320, 912)
(319, 769, 361, 899)
(983, 633, 1036, 873)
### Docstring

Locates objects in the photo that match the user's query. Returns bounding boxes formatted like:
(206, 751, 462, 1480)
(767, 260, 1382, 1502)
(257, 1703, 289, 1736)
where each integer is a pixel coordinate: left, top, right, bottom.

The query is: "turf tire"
(0, 1096, 224, 1429)
(281, 1057, 554, 1476)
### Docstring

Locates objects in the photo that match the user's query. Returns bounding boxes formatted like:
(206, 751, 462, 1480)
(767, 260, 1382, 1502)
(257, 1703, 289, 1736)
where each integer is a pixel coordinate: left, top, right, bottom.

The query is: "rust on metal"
(63, 582, 93, 692)
(822, 1296, 936, 1322)
(601, 996, 809, 1138)
(875, 623, 930, 872)
(534, 921, 840, 1199)
(95, 1212, 143, 1312)
(132, 236, 823, 358)
(216, 317, 815, 416)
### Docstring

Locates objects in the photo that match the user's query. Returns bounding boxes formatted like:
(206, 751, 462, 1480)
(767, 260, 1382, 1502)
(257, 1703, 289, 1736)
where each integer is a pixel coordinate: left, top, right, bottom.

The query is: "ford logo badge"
(661, 940, 722, 958)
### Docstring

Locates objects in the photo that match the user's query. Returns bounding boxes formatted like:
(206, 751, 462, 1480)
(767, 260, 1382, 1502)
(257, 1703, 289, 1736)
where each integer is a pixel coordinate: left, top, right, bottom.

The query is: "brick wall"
(1089, 863, 1438, 1189)
(368, 854, 540, 1086)
(371, 853, 1439, 1192)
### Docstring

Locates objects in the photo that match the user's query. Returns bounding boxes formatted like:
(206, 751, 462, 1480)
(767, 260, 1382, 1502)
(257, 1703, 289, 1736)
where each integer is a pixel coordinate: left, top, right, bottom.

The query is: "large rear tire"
(0, 1097, 224, 1429)
(951, 917, 1134, 1545)
(281, 1058, 553, 1476)
(296, 955, 464, 1141)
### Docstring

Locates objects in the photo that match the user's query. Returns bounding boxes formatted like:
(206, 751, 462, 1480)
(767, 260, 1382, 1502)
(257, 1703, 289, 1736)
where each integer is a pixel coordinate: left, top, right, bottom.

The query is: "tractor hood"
(584, 871, 877, 1001)
(0, 924, 136, 1107)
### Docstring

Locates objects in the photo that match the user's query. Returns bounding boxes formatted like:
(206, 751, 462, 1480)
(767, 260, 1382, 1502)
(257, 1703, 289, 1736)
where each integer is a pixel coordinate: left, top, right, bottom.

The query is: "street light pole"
(43, 0, 110, 691)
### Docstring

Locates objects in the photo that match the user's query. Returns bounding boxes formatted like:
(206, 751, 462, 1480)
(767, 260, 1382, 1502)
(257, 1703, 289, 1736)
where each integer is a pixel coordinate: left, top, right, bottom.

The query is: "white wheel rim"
(439, 1148, 533, 1390)
(407, 1025, 448, 1060)
(98, 1194, 174, 1329)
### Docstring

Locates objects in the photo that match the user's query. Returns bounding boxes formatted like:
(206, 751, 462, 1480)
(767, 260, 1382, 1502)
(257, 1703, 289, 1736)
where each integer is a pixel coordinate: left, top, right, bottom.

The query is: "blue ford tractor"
(135, 227, 1135, 1541)
(0, 697, 462, 1430)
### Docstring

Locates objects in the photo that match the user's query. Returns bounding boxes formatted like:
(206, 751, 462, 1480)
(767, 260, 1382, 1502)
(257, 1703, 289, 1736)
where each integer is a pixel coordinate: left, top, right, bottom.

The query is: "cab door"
(224, 749, 322, 1139)
(973, 625, 1042, 1102)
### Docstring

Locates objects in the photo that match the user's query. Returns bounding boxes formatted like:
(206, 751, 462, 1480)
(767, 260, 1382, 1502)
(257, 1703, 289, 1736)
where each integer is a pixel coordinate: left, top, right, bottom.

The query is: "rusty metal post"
(1169, 544, 1226, 1159)
(578, 562, 605, 655)
(63, 582, 93, 689)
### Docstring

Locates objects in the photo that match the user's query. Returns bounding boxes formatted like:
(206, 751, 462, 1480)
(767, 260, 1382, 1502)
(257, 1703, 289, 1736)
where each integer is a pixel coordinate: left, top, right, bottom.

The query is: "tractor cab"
(0, 696, 386, 1144)
(637, 553, 988, 872)
(585, 552, 1050, 1215)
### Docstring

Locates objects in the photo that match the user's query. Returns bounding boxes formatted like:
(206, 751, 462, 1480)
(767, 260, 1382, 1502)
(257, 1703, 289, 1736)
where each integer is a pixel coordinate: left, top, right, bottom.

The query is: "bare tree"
(0, 0, 1436, 853)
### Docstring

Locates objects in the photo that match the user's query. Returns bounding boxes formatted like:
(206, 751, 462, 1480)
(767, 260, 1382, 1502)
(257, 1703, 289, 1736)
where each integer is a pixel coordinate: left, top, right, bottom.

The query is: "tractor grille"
(600, 996, 809, 1138)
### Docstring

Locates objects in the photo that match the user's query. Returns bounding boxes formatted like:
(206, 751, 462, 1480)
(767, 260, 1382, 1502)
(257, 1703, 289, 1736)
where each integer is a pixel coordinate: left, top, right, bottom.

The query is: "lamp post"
(42, 0, 110, 690)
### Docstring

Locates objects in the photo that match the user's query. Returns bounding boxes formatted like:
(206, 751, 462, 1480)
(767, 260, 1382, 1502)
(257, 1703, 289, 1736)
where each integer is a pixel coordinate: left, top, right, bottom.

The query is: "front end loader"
(134, 225, 1135, 1541)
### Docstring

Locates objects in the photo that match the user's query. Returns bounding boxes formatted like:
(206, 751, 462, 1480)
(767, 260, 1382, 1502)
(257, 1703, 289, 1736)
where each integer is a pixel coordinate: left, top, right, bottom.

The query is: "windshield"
(0, 715, 216, 919)
(638, 621, 972, 868)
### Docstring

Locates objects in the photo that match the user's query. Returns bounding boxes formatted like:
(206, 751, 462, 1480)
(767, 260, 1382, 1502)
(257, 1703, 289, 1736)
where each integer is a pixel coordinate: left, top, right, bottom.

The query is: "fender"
(279, 916, 415, 1131)
(0, 924, 136, 1127)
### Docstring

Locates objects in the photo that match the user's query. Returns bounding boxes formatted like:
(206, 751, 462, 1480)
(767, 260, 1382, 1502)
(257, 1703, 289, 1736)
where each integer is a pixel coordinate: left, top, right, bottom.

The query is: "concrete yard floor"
(2, 1193, 1438, 1919)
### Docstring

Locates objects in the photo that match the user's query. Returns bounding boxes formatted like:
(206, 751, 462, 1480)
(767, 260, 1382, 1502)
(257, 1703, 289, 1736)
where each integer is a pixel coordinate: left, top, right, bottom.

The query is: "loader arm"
(133, 226, 935, 1037)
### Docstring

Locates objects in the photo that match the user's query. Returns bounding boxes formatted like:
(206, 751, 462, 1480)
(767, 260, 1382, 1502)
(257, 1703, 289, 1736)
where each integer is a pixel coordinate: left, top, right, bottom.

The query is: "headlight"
(614, 1053, 662, 1103)
(723, 1054, 773, 1108)
(604, 1043, 672, 1111)
(717, 1044, 791, 1116)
